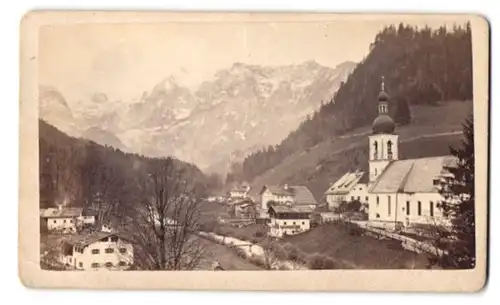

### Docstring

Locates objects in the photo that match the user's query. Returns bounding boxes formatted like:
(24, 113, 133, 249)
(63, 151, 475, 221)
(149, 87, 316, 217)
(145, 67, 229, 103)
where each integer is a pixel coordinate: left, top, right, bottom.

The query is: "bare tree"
(125, 157, 206, 270)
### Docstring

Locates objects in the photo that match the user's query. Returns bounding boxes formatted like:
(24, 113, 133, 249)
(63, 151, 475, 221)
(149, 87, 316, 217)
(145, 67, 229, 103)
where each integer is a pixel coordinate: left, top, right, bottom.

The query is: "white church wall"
(369, 192, 449, 226)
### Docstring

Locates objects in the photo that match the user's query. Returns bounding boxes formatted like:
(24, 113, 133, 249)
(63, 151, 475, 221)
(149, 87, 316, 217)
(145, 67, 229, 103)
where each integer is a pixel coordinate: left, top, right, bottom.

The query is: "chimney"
(57, 204, 63, 211)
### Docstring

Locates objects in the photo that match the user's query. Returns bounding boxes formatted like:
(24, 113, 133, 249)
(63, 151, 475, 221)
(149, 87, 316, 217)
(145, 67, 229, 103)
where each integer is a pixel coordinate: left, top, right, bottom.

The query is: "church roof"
(369, 156, 458, 194)
(325, 171, 367, 195)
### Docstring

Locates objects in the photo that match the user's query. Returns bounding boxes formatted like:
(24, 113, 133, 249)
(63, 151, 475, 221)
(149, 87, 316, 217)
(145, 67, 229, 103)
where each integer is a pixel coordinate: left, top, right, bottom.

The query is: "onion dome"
(377, 90, 389, 102)
(372, 114, 395, 134)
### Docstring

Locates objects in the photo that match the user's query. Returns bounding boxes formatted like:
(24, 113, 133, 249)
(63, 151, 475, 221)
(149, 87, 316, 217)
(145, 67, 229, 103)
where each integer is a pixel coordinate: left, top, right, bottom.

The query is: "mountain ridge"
(40, 60, 357, 176)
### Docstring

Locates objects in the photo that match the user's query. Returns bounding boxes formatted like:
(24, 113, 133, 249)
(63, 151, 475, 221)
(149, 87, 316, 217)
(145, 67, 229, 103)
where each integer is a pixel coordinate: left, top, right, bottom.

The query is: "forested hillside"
(39, 120, 211, 219)
(228, 22, 472, 184)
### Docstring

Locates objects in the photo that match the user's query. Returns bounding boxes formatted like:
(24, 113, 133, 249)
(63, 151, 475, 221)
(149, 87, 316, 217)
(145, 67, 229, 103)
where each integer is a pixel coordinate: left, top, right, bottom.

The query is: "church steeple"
(372, 76, 395, 134)
(368, 77, 399, 183)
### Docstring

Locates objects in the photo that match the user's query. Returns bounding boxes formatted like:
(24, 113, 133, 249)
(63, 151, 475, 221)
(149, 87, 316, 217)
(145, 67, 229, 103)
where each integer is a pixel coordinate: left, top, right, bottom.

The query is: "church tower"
(368, 77, 399, 183)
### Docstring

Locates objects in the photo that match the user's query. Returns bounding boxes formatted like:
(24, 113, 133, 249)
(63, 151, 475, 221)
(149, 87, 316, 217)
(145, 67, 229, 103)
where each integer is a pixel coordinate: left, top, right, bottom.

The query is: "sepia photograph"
(18, 11, 489, 291)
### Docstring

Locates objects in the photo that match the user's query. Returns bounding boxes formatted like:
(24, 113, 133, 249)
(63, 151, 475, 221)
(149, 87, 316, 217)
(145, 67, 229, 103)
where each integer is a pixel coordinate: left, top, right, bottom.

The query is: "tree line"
(228, 22, 472, 184)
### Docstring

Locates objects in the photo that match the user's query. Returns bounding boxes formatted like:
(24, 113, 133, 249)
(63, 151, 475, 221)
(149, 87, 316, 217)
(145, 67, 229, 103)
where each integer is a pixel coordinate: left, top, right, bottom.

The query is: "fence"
(352, 221, 447, 257)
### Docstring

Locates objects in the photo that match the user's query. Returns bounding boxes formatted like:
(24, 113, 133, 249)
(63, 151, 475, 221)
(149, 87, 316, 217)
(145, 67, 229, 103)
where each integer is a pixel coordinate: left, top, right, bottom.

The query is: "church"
(324, 79, 457, 228)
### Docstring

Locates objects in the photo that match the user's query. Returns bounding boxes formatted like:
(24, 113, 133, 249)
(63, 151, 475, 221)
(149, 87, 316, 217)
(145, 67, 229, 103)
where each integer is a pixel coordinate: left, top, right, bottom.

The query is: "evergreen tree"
(393, 96, 412, 125)
(439, 113, 475, 269)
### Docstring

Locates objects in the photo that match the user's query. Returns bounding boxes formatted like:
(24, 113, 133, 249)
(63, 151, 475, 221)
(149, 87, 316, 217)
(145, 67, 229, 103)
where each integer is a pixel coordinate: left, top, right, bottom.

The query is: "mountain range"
(39, 60, 356, 176)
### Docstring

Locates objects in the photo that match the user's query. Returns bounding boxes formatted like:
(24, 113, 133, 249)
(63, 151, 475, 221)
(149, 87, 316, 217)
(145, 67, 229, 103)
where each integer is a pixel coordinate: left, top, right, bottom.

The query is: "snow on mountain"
(40, 60, 357, 176)
(39, 86, 78, 137)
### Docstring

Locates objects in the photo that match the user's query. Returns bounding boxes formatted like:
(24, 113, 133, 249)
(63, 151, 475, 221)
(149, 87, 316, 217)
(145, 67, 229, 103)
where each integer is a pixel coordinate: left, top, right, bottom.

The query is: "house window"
(284, 221, 287, 225)
(105, 262, 113, 267)
(433, 179, 440, 186)
(376, 196, 379, 207)
(406, 201, 410, 215)
(91, 263, 100, 268)
(418, 201, 422, 216)
(388, 196, 391, 216)
(387, 140, 393, 160)
(105, 248, 114, 254)
(351, 196, 354, 201)
(376, 213, 380, 218)
(365, 196, 369, 202)
(430, 201, 434, 217)
(69, 257, 72, 263)
(357, 196, 360, 201)
(119, 248, 127, 254)
(293, 222, 296, 225)
(63, 220, 66, 223)
(302, 222, 305, 225)
(91, 249, 100, 255)
(119, 261, 127, 266)
(79, 262, 83, 268)
(53, 220, 56, 224)
(110, 236, 118, 242)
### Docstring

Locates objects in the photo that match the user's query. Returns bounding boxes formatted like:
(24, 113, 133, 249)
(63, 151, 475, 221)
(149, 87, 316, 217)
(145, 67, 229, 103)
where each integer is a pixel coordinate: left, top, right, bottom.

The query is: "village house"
(324, 79, 458, 228)
(60, 226, 134, 270)
(259, 184, 317, 210)
(268, 205, 314, 238)
(229, 185, 251, 200)
(324, 170, 369, 210)
(40, 205, 96, 233)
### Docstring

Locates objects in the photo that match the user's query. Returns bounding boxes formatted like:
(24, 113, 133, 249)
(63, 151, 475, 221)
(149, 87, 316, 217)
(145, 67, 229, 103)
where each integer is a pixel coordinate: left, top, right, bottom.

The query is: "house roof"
(289, 186, 317, 205)
(369, 156, 458, 194)
(324, 170, 367, 195)
(64, 231, 116, 247)
(269, 205, 315, 214)
(40, 207, 83, 218)
(260, 185, 294, 196)
(260, 185, 317, 205)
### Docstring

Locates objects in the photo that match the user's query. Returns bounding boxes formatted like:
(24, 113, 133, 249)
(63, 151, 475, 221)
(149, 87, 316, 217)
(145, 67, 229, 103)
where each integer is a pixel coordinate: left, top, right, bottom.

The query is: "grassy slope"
(281, 223, 430, 269)
(249, 101, 472, 202)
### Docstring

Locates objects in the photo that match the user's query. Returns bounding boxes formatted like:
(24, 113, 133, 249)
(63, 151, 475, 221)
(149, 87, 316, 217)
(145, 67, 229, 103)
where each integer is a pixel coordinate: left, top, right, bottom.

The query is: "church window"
(374, 168, 378, 177)
(373, 141, 378, 160)
(388, 196, 391, 216)
(430, 201, 434, 217)
(387, 140, 393, 160)
(417, 201, 422, 216)
(376, 196, 379, 207)
(406, 201, 410, 215)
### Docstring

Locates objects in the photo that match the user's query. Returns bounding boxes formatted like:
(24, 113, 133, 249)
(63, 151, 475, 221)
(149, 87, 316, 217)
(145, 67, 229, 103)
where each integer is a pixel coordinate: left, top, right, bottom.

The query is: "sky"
(39, 17, 465, 105)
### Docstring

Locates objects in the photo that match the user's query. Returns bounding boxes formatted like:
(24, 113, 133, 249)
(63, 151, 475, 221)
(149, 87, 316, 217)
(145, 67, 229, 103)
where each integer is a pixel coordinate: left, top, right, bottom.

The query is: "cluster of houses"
(40, 205, 134, 270)
(222, 80, 458, 238)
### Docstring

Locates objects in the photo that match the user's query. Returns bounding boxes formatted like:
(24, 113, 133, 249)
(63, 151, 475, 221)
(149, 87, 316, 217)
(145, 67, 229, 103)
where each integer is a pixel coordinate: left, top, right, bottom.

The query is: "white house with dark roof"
(259, 184, 317, 211)
(40, 205, 96, 233)
(268, 205, 314, 238)
(60, 227, 134, 270)
(324, 78, 458, 228)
